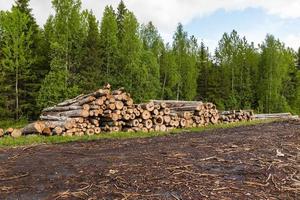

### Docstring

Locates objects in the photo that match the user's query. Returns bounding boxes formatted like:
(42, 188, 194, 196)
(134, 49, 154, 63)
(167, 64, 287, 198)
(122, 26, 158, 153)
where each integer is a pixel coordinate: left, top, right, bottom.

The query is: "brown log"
(53, 126, 63, 135)
(95, 98, 104, 106)
(108, 103, 116, 110)
(115, 101, 124, 110)
(94, 127, 101, 134)
(56, 94, 85, 107)
(180, 119, 186, 127)
(160, 102, 167, 108)
(22, 121, 45, 135)
(141, 110, 151, 120)
(72, 96, 96, 106)
(130, 113, 136, 120)
(154, 104, 161, 110)
(125, 98, 133, 106)
(44, 120, 74, 129)
(43, 109, 89, 118)
(160, 125, 167, 132)
(153, 116, 164, 125)
(42, 105, 83, 112)
(141, 102, 155, 111)
(163, 115, 171, 124)
(152, 109, 159, 116)
(86, 129, 95, 136)
(143, 119, 153, 129)
(151, 100, 203, 108)
(5, 127, 14, 135)
(153, 125, 160, 132)
(11, 129, 22, 138)
(126, 119, 139, 127)
(123, 113, 130, 120)
(82, 104, 90, 110)
(42, 127, 52, 136)
(40, 115, 69, 121)
(163, 108, 171, 115)
(111, 127, 120, 132)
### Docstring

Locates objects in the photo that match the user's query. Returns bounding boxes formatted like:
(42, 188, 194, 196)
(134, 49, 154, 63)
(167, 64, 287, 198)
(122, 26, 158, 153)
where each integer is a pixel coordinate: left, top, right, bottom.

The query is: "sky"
(1, 0, 300, 51)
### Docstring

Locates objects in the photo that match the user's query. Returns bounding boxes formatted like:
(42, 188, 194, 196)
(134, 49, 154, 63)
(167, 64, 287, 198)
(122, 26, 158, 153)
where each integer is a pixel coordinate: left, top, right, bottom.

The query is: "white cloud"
(1, 0, 300, 29)
(284, 34, 300, 50)
(1, 0, 300, 50)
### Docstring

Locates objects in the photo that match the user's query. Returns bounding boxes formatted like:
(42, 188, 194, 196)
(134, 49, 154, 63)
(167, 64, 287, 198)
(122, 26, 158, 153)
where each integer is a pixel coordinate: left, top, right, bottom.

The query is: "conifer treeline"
(0, 0, 299, 121)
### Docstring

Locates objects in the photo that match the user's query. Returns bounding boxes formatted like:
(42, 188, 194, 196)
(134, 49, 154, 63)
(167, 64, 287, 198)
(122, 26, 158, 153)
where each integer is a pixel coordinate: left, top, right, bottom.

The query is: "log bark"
(22, 121, 45, 135)
(11, 129, 22, 138)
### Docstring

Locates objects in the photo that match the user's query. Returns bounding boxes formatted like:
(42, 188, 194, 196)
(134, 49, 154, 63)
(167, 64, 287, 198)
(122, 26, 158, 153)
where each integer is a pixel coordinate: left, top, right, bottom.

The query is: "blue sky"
(1, 0, 300, 51)
(184, 7, 300, 50)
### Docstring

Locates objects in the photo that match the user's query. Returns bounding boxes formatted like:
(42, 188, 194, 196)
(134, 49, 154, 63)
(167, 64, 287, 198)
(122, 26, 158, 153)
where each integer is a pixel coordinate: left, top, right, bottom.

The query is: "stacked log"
(30, 85, 221, 136)
(219, 110, 254, 123)
(151, 100, 220, 128)
(0, 85, 257, 138)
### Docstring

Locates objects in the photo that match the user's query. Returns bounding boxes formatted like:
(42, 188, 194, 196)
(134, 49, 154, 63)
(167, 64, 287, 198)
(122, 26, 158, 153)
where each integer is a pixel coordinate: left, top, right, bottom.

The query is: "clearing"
(0, 120, 299, 199)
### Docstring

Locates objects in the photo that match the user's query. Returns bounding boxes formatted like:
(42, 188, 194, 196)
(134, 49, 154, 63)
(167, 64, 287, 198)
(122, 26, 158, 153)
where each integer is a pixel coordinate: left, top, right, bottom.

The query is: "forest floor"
(0, 120, 299, 200)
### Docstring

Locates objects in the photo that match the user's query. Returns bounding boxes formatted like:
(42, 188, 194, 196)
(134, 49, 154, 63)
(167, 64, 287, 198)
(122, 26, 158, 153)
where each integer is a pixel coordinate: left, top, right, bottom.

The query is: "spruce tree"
(159, 45, 180, 99)
(80, 11, 102, 92)
(257, 35, 290, 113)
(99, 6, 118, 86)
(197, 42, 212, 101)
(116, 0, 127, 42)
(140, 22, 163, 99)
(172, 23, 198, 100)
(38, 0, 86, 108)
(118, 11, 143, 99)
(0, 8, 34, 119)
(12, 0, 49, 119)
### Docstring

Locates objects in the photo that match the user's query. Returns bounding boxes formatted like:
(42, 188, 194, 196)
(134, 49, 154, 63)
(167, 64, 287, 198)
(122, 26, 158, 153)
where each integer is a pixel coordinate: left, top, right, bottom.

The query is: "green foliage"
(38, 0, 86, 108)
(79, 11, 102, 92)
(257, 35, 291, 113)
(0, 0, 299, 122)
(0, 8, 34, 120)
(99, 6, 118, 86)
(172, 24, 198, 100)
(215, 30, 260, 110)
(159, 46, 180, 99)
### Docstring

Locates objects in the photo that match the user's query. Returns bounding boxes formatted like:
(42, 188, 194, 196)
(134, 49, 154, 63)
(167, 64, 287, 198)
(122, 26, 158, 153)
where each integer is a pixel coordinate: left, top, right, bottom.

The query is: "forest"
(0, 0, 299, 122)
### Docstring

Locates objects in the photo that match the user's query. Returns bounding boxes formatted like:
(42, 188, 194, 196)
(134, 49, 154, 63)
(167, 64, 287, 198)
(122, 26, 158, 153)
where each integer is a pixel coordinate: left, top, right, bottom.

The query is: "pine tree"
(99, 6, 118, 86)
(0, 8, 34, 119)
(38, 0, 86, 108)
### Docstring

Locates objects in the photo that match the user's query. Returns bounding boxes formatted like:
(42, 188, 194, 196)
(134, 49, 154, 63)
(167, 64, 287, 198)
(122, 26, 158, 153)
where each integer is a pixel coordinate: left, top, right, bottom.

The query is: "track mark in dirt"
(0, 120, 299, 199)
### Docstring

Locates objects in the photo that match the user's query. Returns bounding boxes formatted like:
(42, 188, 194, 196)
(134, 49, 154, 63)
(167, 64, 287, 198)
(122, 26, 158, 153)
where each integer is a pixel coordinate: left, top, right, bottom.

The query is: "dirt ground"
(0, 120, 299, 200)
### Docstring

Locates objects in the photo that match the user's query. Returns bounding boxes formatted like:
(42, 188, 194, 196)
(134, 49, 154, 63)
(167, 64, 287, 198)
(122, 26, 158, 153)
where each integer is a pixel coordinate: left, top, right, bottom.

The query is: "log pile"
(0, 85, 258, 138)
(219, 110, 254, 123)
(17, 85, 220, 136)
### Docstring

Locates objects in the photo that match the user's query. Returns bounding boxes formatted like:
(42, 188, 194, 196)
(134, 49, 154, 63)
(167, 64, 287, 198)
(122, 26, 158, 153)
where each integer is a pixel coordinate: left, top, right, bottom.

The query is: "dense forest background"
(0, 0, 299, 121)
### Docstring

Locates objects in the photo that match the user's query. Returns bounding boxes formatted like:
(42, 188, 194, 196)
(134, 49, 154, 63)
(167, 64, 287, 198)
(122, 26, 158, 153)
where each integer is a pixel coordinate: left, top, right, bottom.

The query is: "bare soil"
(0, 120, 299, 200)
